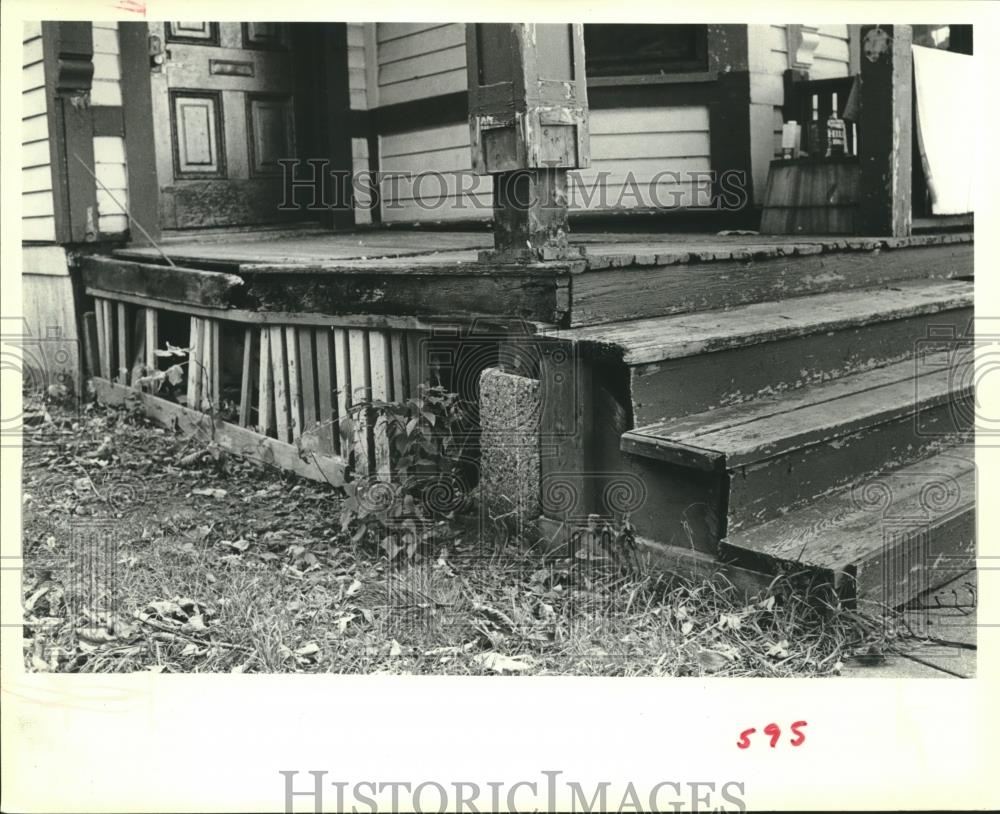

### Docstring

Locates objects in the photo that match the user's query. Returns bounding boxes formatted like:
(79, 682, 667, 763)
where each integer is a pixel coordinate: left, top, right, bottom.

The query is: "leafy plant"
(339, 386, 472, 562)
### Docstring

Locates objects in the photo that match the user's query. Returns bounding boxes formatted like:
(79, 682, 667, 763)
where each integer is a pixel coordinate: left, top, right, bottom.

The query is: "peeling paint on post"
(858, 24, 913, 237)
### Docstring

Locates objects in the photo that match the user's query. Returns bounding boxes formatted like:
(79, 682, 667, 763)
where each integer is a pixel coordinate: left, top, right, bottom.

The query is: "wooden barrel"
(760, 156, 859, 235)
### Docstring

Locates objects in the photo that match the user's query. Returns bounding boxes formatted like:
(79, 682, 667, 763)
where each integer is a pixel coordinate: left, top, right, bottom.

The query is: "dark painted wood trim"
(709, 70, 754, 222)
(42, 21, 98, 244)
(858, 24, 913, 236)
(119, 22, 161, 245)
(589, 80, 717, 109)
(369, 90, 468, 135)
(41, 22, 71, 243)
(91, 106, 124, 137)
(290, 22, 354, 229)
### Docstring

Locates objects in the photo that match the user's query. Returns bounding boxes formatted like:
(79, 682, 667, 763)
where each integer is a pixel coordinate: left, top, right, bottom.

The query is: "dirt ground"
(19, 395, 945, 676)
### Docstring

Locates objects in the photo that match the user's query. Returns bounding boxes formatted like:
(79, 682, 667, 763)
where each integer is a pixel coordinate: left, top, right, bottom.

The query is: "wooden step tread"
(720, 445, 975, 605)
(545, 279, 972, 365)
(622, 351, 969, 470)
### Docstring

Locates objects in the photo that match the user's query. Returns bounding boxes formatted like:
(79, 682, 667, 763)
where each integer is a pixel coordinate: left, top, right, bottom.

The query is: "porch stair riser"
(546, 275, 975, 607)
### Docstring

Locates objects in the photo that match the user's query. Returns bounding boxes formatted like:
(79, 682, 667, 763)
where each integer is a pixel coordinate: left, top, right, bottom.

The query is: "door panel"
(149, 21, 301, 230)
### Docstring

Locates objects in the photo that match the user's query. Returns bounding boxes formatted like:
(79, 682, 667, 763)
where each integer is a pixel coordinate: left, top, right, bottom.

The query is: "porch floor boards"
(114, 228, 972, 274)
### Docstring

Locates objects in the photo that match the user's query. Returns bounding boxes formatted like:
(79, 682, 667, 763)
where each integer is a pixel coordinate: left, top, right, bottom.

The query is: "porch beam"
(858, 24, 913, 237)
(467, 24, 590, 262)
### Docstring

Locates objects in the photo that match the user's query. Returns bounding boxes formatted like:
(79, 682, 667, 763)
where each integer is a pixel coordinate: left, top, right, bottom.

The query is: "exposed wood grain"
(186, 317, 201, 410)
(94, 378, 347, 486)
(390, 331, 406, 401)
(81, 256, 245, 307)
(722, 446, 975, 608)
(547, 279, 973, 366)
(94, 300, 110, 379)
(297, 328, 318, 435)
(269, 326, 291, 442)
(314, 328, 337, 454)
(144, 308, 158, 371)
(258, 328, 274, 435)
(116, 302, 128, 383)
(625, 352, 967, 469)
(284, 326, 303, 440)
(239, 327, 253, 427)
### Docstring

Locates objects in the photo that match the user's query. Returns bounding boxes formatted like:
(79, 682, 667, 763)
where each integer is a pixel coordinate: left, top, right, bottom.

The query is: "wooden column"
(42, 22, 97, 244)
(858, 24, 913, 237)
(467, 24, 590, 262)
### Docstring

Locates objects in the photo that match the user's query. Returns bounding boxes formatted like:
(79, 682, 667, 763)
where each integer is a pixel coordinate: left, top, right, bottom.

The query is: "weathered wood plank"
(239, 327, 253, 427)
(116, 302, 128, 383)
(94, 378, 347, 486)
(94, 300, 110, 380)
(368, 330, 390, 401)
(548, 279, 973, 366)
(82, 312, 99, 379)
(298, 328, 318, 434)
(389, 331, 406, 401)
(80, 256, 245, 307)
(624, 352, 967, 469)
(314, 329, 337, 454)
(144, 308, 158, 371)
(348, 329, 371, 477)
(269, 326, 291, 442)
(569, 242, 973, 327)
(186, 317, 201, 410)
(284, 326, 303, 441)
(258, 328, 274, 435)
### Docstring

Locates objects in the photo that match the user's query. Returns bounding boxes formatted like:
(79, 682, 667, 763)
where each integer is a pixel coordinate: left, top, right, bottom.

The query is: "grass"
(20, 394, 908, 676)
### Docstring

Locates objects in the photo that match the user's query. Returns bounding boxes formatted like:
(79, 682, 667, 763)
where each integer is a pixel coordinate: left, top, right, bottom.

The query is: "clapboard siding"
(348, 22, 368, 110)
(380, 123, 491, 222)
(94, 135, 129, 234)
(379, 105, 712, 221)
(22, 21, 55, 242)
(575, 107, 712, 211)
(91, 21, 122, 106)
(376, 22, 467, 106)
(811, 24, 851, 79)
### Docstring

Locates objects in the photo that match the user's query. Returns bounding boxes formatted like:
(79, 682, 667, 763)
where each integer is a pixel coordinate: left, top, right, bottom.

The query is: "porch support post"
(858, 24, 913, 237)
(467, 24, 590, 262)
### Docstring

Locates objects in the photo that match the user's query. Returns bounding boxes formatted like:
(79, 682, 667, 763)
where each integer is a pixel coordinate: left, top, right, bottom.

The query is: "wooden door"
(148, 22, 302, 230)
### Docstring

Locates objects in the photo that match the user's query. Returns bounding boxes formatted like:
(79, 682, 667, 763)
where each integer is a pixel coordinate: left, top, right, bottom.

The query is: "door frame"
(119, 21, 355, 245)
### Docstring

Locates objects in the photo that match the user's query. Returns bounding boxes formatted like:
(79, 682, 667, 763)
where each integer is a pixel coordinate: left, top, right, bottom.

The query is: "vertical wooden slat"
(239, 327, 253, 427)
(200, 319, 213, 410)
(258, 327, 274, 436)
(116, 302, 128, 383)
(210, 319, 221, 410)
(94, 300, 110, 379)
(297, 328, 318, 436)
(348, 329, 370, 404)
(348, 329, 371, 476)
(368, 330, 392, 481)
(270, 326, 291, 442)
(390, 331, 406, 402)
(130, 309, 146, 387)
(406, 330, 424, 397)
(334, 327, 350, 412)
(314, 328, 337, 455)
(284, 325, 302, 440)
(144, 308, 158, 372)
(82, 312, 99, 379)
(186, 316, 201, 410)
(334, 327, 351, 456)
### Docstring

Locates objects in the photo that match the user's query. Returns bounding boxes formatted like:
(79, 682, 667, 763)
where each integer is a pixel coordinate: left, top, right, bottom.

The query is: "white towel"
(912, 45, 974, 215)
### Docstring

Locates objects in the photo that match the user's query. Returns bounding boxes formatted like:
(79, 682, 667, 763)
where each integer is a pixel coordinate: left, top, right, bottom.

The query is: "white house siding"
(22, 21, 55, 242)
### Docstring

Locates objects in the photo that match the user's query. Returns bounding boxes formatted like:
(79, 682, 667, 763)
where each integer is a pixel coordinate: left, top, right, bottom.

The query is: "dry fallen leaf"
(472, 652, 533, 673)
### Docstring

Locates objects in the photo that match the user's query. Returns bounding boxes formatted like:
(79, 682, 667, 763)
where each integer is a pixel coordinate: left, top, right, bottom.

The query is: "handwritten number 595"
(737, 721, 807, 749)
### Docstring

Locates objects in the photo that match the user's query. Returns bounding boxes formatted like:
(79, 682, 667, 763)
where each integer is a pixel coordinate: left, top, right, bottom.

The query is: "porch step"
(718, 445, 976, 608)
(620, 351, 972, 548)
(548, 279, 973, 425)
